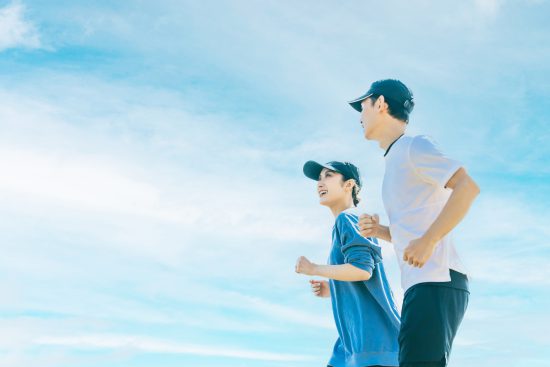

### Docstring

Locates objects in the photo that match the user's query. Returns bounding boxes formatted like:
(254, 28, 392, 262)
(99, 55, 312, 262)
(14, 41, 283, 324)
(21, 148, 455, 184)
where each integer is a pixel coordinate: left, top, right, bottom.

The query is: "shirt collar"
(384, 134, 404, 157)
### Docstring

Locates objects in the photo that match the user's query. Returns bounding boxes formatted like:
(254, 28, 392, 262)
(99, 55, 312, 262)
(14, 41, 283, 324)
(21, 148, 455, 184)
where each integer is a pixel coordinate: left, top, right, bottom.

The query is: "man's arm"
(403, 167, 480, 267)
(296, 256, 371, 281)
(424, 167, 480, 244)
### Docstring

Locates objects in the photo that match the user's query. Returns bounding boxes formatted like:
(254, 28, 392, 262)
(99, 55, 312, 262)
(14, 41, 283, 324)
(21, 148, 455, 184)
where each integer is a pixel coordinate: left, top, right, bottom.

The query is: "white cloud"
(0, 148, 168, 219)
(35, 334, 314, 362)
(474, 0, 502, 18)
(0, 3, 548, 365)
(0, 1, 40, 51)
(454, 193, 550, 287)
(0, 76, 343, 354)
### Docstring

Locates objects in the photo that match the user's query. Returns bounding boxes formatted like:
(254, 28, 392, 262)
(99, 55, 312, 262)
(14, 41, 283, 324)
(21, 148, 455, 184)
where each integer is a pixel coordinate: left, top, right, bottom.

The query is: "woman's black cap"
(303, 160, 362, 189)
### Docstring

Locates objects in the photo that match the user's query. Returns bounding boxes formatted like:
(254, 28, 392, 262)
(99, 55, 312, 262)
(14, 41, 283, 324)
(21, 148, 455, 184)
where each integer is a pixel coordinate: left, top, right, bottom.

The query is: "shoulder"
(411, 134, 438, 146)
(335, 209, 378, 244)
(408, 134, 448, 157)
(336, 208, 359, 223)
(410, 134, 440, 150)
(335, 209, 359, 231)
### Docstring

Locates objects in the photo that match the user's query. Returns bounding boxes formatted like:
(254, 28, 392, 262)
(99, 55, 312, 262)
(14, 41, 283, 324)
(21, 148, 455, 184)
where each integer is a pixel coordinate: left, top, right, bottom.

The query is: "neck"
(329, 199, 354, 218)
(378, 121, 406, 151)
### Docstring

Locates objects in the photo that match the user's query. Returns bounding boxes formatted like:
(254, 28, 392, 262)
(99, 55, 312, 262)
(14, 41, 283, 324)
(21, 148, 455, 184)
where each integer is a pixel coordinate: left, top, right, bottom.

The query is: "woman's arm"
(296, 256, 371, 281)
(310, 279, 330, 298)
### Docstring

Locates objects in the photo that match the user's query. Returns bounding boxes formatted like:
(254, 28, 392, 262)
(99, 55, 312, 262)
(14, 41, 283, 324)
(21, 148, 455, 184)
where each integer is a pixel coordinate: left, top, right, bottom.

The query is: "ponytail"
(352, 183, 361, 206)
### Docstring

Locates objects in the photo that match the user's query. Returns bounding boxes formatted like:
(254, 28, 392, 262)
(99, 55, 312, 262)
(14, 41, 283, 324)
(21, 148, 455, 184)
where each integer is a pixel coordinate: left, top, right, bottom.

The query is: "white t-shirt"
(382, 134, 468, 292)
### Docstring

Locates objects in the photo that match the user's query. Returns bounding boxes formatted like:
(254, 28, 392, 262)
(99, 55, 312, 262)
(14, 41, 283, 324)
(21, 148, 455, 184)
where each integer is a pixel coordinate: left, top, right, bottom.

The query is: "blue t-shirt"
(327, 208, 400, 367)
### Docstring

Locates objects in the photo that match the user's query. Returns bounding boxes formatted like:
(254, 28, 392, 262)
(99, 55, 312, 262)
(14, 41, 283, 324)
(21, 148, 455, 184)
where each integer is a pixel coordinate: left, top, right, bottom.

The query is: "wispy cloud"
(454, 193, 550, 287)
(0, 1, 40, 51)
(474, 0, 502, 18)
(1, 1, 549, 366)
(35, 334, 314, 362)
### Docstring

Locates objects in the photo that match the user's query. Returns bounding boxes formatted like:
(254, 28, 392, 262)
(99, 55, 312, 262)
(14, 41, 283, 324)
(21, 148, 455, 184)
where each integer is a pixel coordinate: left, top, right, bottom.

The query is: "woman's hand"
(310, 279, 330, 298)
(295, 256, 317, 276)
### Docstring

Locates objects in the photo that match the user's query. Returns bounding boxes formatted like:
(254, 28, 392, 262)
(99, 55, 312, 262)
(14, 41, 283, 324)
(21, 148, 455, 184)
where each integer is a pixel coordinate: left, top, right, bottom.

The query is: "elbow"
(458, 174, 480, 199)
(347, 263, 373, 281)
(360, 270, 372, 281)
(464, 170, 480, 197)
(469, 178, 481, 198)
(451, 168, 480, 198)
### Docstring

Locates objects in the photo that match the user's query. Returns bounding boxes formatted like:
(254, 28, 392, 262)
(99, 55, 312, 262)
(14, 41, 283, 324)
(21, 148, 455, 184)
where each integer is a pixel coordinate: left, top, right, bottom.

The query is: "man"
(348, 79, 480, 367)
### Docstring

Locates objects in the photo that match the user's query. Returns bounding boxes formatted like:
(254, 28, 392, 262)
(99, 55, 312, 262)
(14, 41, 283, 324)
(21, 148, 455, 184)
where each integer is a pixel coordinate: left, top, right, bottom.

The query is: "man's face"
(359, 97, 383, 140)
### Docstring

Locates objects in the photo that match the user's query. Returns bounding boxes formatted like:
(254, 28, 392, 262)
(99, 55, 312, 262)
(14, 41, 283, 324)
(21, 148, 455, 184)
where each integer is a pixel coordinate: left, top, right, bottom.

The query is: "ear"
(376, 95, 388, 112)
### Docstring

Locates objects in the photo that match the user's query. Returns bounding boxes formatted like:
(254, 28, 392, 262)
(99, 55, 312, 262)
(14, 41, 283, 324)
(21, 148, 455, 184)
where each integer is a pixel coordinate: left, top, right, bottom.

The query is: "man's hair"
(369, 94, 414, 123)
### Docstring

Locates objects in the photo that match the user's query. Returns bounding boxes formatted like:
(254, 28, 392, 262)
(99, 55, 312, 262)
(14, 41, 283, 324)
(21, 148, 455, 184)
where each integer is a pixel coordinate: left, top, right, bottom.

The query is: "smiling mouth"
(319, 190, 328, 197)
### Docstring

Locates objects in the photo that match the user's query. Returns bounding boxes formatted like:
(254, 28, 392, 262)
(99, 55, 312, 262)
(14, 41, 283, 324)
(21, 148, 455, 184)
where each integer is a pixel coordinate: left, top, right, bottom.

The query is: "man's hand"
(403, 236, 437, 268)
(358, 214, 380, 238)
(359, 214, 392, 242)
(295, 256, 317, 275)
(310, 279, 330, 298)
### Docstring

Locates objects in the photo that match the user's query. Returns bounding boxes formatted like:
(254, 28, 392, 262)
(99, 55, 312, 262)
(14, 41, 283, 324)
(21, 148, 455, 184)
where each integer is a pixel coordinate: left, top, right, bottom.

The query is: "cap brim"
(348, 92, 373, 112)
(303, 161, 335, 181)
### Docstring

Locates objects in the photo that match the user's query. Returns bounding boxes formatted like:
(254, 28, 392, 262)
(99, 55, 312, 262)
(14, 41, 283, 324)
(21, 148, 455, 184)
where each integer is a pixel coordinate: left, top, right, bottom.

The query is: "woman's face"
(317, 168, 347, 206)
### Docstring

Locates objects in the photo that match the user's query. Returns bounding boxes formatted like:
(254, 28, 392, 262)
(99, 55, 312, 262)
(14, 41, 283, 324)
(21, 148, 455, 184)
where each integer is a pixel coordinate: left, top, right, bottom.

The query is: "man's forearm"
(313, 263, 371, 281)
(377, 225, 392, 242)
(423, 176, 480, 245)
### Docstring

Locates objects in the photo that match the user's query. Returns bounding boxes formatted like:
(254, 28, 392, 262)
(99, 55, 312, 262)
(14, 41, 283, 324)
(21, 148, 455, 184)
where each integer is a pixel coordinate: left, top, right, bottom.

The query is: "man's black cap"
(348, 79, 414, 113)
(303, 160, 362, 189)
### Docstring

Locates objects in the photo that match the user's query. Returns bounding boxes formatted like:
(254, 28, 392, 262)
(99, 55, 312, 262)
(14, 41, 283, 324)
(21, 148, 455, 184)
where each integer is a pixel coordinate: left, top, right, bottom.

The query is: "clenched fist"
(310, 279, 330, 298)
(403, 236, 437, 268)
(358, 213, 380, 238)
(295, 256, 317, 276)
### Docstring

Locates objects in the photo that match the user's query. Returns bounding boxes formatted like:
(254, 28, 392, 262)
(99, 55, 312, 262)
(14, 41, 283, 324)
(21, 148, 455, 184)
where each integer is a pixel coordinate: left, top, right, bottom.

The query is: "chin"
(364, 129, 376, 140)
(319, 198, 331, 206)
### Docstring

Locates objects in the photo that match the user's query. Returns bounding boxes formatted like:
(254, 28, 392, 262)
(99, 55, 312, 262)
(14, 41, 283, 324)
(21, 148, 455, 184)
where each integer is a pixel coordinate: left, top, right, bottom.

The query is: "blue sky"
(0, 0, 549, 366)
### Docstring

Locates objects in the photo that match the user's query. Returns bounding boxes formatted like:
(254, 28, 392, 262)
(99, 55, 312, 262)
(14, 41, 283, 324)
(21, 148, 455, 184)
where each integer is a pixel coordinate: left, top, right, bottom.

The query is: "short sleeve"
(335, 212, 383, 275)
(409, 135, 462, 188)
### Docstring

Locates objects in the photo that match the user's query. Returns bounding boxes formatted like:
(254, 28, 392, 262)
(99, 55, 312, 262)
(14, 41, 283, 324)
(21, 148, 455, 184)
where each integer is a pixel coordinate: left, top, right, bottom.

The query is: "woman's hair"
(333, 171, 362, 207)
(351, 182, 361, 206)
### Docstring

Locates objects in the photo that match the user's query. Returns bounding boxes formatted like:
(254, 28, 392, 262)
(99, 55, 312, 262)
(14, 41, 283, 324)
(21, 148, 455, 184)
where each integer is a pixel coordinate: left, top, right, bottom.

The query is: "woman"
(295, 160, 400, 367)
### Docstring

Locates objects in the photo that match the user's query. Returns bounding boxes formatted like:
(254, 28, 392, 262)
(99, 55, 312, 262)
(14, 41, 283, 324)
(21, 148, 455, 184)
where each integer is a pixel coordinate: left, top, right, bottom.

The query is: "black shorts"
(398, 270, 469, 367)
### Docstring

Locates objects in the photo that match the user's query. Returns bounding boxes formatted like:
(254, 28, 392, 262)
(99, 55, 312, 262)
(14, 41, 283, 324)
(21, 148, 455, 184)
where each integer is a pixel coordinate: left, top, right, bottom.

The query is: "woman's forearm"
(313, 263, 371, 281)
